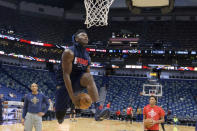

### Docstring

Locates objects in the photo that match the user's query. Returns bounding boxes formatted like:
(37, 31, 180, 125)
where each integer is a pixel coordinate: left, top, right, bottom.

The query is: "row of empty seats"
(0, 64, 197, 121)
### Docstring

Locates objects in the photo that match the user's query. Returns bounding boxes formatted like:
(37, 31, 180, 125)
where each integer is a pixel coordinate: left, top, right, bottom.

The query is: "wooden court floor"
(0, 118, 195, 131)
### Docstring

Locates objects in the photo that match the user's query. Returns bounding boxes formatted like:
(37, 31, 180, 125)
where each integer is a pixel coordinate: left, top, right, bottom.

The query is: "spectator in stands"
(0, 94, 3, 123)
(9, 92, 14, 97)
(126, 105, 133, 124)
(116, 109, 121, 120)
(21, 83, 49, 131)
(173, 115, 179, 126)
(9, 92, 16, 98)
(143, 96, 165, 131)
(106, 102, 110, 109)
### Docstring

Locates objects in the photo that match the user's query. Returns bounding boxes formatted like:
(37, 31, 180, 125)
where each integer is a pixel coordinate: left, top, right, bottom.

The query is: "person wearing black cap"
(55, 29, 110, 124)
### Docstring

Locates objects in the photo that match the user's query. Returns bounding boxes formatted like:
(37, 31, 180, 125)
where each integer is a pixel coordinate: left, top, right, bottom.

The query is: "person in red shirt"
(106, 102, 110, 109)
(126, 105, 133, 124)
(143, 96, 165, 131)
(116, 109, 121, 120)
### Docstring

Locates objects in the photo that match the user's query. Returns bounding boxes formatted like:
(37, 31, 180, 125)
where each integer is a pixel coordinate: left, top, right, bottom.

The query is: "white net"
(84, 0, 114, 28)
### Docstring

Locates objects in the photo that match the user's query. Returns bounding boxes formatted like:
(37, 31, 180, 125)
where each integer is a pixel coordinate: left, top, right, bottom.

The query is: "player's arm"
(153, 107, 165, 124)
(143, 114, 146, 121)
(41, 95, 50, 115)
(143, 114, 146, 128)
(62, 49, 80, 107)
(21, 96, 28, 125)
(86, 55, 91, 73)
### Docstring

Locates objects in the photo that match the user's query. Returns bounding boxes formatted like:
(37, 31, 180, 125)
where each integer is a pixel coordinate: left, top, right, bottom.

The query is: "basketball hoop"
(84, 0, 114, 28)
(142, 83, 162, 97)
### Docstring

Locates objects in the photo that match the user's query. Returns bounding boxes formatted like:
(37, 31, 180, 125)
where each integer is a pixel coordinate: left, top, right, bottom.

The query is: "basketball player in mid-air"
(55, 29, 110, 124)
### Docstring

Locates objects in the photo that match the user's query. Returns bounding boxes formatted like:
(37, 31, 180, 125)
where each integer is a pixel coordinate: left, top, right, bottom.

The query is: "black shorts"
(70, 73, 86, 94)
(55, 73, 85, 112)
(127, 115, 132, 120)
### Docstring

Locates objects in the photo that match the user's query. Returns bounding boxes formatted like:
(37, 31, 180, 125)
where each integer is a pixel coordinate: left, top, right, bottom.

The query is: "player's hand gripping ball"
(144, 119, 154, 129)
(78, 93, 92, 109)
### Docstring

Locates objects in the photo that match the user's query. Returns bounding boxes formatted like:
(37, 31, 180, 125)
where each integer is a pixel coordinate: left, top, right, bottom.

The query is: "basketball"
(78, 93, 92, 109)
(144, 119, 153, 129)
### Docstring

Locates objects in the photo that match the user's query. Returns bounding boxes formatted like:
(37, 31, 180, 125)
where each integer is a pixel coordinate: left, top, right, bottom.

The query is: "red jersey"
(116, 110, 121, 116)
(127, 107, 133, 115)
(107, 103, 110, 109)
(143, 104, 165, 130)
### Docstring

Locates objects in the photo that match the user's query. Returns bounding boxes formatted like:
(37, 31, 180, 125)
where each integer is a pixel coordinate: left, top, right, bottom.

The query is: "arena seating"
(0, 64, 56, 100)
(24, 0, 65, 8)
(0, 66, 28, 100)
(102, 76, 197, 124)
(1, 64, 197, 124)
(1, 6, 197, 48)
